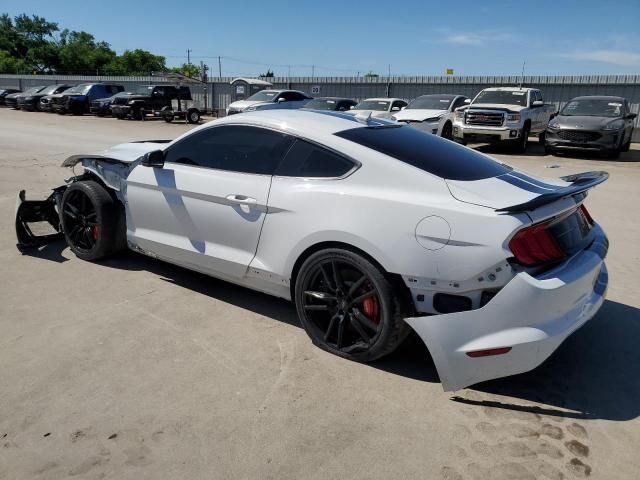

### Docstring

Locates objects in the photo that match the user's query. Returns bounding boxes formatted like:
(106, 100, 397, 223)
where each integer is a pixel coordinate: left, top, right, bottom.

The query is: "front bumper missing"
(404, 225, 608, 391)
(15, 187, 67, 252)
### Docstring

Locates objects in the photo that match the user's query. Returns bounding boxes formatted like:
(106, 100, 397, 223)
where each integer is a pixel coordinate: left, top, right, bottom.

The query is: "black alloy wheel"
(63, 188, 99, 251)
(295, 249, 409, 362)
(61, 180, 126, 261)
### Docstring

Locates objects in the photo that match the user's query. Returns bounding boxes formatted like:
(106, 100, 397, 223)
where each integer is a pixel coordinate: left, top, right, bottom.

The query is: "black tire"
(515, 124, 530, 153)
(294, 248, 410, 363)
(61, 181, 125, 261)
(622, 137, 631, 152)
(441, 121, 453, 140)
(133, 107, 144, 121)
(187, 109, 201, 124)
(538, 130, 546, 144)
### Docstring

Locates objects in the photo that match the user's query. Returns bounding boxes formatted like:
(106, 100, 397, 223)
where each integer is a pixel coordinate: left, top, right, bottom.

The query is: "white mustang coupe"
(16, 110, 609, 391)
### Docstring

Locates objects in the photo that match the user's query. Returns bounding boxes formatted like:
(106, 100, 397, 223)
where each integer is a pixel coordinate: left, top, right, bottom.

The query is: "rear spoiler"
(496, 171, 609, 213)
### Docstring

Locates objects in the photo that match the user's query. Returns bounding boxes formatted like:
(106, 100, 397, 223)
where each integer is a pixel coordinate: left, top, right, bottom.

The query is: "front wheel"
(294, 249, 410, 362)
(515, 124, 530, 153)
(440, 121, 453, 140)
(61, 180, 125, 261)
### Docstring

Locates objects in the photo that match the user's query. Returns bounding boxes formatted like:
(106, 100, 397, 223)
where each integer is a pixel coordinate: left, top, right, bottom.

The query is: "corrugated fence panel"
(2, 74, 640, 140)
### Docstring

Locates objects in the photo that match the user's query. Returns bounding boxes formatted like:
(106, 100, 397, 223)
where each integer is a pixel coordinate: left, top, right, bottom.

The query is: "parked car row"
(3, 82, 635, 157)
(0, 82, 204, 124)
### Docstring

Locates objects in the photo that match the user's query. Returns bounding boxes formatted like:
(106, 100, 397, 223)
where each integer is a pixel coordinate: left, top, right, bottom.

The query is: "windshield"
(23, 86, 45, 95)
(65, 84, 91, 95)
(304, 98, 340, 110)
(134, 86, 155, 95)
(474, 90, 527, 106)
(246, 90, 279, 102)
(353, 100, 389, 111)
(407, 95, 454, 110)
(561, 99, 623, 118)
(40, 85, 62, 95)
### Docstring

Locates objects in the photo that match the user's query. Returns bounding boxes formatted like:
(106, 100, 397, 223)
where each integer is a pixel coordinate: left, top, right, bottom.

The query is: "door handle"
(226, 194, 257, 205)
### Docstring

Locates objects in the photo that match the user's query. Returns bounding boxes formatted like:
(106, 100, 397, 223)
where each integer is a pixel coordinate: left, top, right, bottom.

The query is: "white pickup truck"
(452, 87, 557, 152)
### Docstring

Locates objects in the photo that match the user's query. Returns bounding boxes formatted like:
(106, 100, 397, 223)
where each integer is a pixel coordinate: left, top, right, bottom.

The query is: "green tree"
(56, 29, 116, 74)
(260, 69, 274, 78)
(104, 49, 167, 75)
(364, 70, 379, 78)
(169, 63, 201, 79)
(0, 13, 59, 72)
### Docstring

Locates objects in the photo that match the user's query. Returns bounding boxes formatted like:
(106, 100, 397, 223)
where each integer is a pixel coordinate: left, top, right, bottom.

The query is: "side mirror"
(401, 106, 406, 110)
(626, 113, 637, 120)
(463, 98, 471, 104)
(350, 105, 355, 109)
(532, 100, 544, 107)
(142, 150, 165, 168)
(277, 97, 287, 103)
(391, 106, 400, 112)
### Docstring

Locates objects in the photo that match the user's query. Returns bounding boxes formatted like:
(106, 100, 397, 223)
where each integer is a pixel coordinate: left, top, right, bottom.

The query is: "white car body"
(346, 98, 408, 120)
(226, 89, 312, 115)
(392, 94, 469, 136)
(19, 110, 609, 391)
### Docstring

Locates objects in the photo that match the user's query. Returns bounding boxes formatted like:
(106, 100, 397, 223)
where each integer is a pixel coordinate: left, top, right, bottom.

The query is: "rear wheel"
(187, 109, 201, 124)
(294, 249, 410, 362)
(61, 181, 125, 261)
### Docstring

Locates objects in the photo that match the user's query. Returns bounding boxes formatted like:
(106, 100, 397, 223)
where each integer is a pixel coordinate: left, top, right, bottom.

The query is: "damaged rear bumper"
(15, 187, 67, 252)
(405, 225, 608, 391)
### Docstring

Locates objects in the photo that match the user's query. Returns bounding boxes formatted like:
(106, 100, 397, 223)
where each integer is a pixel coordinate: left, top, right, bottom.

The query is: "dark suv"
(52, 83, 125, 115)
(110, 85, 192, 120)
(90, 91, 135, 116)
(19, 84, 74, 111)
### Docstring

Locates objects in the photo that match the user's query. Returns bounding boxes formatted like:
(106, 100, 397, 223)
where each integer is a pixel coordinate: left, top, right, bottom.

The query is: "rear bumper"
(405, 225, 608, 391)
(545, 129, 620, 152)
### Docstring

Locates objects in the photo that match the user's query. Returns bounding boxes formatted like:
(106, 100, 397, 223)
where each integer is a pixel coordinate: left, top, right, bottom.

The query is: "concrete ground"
(0, 108, 639, 480)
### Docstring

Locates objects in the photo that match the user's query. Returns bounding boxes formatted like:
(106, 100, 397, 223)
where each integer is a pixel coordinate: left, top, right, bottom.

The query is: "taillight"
(509, 220, 566, 266)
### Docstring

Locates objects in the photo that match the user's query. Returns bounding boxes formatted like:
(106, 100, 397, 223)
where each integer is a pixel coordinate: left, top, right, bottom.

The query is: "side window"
(451, 97, 468, 110)
(392, 100, 407, 111)
(165, 126, 294, 175)
(537, 91, 544, 103)
(275, 139, 355, 178)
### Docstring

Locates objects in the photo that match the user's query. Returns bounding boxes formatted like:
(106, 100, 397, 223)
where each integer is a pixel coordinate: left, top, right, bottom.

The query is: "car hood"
(62, 141, 170, 167)
(6, 92, 22, 99)
(553, 115, 619, 130)
(445, 168, 569, 210)
(468, 103, 526, 112)
(228, 99, 268, 110)
(392, 108, 446, 122)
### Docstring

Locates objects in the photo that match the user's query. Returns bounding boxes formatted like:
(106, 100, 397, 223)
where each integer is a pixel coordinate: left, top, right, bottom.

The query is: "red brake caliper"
(91, 225, 100, 241)
(362, 296, 379, 323)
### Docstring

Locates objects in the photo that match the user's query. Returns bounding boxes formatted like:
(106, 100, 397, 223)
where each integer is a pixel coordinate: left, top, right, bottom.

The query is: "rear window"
(334, 125, 512, 181)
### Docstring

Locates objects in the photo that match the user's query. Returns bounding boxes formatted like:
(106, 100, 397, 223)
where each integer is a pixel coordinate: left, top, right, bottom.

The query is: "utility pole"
(187, 49, 192, 65)
(519, 61, 525, 88)
(311, 65, 315, 78)
(218, 56, 222, 78)
(288, 65, 291, 78)
(388, 64, 391, 78)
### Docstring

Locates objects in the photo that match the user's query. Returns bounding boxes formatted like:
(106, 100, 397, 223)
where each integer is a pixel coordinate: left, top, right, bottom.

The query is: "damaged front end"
(15, 186, 67, 253)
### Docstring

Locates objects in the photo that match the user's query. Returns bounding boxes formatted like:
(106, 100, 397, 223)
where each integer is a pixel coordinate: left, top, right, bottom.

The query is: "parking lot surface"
(1, 109, 639, 480)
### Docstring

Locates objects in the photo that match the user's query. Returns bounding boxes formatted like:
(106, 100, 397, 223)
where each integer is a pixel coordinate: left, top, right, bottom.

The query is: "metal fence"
(2, 74, 640, 140)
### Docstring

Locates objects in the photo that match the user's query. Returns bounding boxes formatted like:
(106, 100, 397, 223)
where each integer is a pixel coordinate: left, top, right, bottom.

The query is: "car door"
(125, 125, 294, 279)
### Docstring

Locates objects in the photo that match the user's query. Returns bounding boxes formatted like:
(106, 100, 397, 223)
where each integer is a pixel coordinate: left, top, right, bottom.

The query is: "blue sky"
(3, 0, 640, 76)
